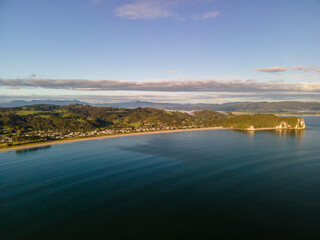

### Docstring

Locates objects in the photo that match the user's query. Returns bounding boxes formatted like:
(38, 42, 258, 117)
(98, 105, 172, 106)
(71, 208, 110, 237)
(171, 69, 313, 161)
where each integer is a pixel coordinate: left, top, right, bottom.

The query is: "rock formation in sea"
(276, 118, 305, 130)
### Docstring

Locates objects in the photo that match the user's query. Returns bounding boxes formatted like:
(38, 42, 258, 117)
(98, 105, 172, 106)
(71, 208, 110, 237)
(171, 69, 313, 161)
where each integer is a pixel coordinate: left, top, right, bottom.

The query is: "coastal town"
(0, 124, 203, 146)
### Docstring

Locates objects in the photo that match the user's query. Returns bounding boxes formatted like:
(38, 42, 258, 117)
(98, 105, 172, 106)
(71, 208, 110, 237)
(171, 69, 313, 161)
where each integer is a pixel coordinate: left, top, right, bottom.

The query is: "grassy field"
(15, 110, 49, 115)
(129, 122, 141, 127)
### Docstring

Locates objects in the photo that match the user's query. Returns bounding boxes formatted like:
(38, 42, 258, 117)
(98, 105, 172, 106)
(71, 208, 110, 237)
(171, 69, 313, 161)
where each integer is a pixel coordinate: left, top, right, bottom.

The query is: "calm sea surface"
(1, 117, 320, 239)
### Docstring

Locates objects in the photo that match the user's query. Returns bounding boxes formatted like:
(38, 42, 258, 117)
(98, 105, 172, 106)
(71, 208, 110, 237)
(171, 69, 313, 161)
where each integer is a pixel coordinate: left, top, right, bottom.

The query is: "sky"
(0, 0, 319, 104)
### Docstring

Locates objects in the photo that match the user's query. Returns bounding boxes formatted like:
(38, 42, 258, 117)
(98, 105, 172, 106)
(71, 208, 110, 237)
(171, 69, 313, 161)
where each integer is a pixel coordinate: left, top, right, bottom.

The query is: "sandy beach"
(0, 126, 307, 153)
(0, 127, 227, 153)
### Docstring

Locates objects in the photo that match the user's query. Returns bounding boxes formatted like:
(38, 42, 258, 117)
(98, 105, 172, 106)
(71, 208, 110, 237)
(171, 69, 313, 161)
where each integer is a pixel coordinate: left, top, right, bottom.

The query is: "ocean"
(1, 117, 320, 239)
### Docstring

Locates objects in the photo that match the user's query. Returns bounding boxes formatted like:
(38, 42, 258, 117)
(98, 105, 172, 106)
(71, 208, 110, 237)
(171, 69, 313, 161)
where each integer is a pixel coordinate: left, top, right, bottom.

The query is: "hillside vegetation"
(0, 105, 225, 133)
(214, 114, 300, 129)
(0, 104, 305, 149)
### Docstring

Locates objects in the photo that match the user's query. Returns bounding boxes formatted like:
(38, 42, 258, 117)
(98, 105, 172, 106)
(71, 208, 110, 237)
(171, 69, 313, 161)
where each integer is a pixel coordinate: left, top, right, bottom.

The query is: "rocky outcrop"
(243, 118, 306, 131)
(295, 118, 305, 129)
(276, 121, 291, 129)
(276, 118, 305, 130)
(245, 125, 255, 131)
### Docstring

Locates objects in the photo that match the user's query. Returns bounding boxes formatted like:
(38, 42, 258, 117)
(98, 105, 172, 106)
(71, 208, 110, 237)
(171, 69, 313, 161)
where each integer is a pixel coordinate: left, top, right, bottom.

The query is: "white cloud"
(193, 10, 220, 20)
(114, 0, 219, 20)
(255, 66, 289, 73)
(114, 0, 175, 20)
(293, 65, 320, 72)
(255, 65, 320, 73)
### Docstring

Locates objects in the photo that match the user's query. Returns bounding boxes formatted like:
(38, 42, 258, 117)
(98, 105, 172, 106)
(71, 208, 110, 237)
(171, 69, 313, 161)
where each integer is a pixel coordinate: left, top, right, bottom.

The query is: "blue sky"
(0, 0, 319, 103)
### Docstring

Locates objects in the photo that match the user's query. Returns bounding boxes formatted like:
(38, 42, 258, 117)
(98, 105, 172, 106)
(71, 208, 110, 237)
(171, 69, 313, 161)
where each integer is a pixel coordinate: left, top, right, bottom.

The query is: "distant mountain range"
(0, 100, 88, 108)
(96, 101, 320, 112)
(1, 100, 320, 112)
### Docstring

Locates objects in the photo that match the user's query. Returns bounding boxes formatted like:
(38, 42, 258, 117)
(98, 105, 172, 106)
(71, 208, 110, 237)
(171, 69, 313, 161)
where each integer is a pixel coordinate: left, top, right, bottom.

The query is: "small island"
(0, 104, 305, 151)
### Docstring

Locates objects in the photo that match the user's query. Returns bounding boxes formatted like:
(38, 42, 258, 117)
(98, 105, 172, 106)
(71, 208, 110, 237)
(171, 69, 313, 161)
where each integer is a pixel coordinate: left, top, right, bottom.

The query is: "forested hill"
(0, 104, 305, 133)
(0, 104, 227, 133)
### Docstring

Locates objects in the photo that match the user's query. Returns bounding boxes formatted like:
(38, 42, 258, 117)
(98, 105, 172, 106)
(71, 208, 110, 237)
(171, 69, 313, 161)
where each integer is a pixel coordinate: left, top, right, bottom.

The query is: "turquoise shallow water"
(1, 117, 320, 239)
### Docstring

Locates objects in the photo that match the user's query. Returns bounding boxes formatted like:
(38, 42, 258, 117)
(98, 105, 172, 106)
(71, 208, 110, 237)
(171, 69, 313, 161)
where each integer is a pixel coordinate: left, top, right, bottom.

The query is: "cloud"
(1, 78, 320, 92)
(255, 66, 289, 73)
(167, 70, 177, 74)
(10, 86, 21, 90)
(293, 65, 319, 72)
(114, 0, 175, 20)
(193, 10, 220, 20)
(114, 0, 220, 20)
(255, 65, 320, 73)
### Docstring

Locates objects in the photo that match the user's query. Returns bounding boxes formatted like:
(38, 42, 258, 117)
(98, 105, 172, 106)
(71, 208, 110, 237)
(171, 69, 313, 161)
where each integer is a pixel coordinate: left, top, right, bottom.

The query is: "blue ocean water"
(1, 117, 320, 239)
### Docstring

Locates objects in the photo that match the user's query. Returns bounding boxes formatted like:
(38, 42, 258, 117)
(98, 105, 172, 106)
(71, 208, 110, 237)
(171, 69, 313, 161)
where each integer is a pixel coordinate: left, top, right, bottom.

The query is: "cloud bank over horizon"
(1, 63, 319, 103)
(1, 78, 320, 93)
(255, 66, 320, 73)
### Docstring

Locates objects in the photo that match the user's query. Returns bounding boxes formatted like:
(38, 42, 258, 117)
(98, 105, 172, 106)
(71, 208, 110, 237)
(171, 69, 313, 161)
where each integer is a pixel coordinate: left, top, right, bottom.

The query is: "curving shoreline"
(0, 126, 307, 153)
(0, 127, 227, 153)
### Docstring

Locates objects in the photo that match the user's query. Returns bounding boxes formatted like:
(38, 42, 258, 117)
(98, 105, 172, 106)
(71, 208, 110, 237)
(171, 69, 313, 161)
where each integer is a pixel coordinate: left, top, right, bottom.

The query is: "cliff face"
(275, 118, 305, 129)
(295, 118, 306, 129)
(243, 117, 306, 131)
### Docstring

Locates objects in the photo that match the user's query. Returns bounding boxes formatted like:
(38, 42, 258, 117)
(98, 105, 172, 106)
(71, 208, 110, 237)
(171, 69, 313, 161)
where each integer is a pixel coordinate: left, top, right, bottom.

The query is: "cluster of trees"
(0, 112, 95, 133)
(0, 105, 228, 134)
(214, 114, 300, 129)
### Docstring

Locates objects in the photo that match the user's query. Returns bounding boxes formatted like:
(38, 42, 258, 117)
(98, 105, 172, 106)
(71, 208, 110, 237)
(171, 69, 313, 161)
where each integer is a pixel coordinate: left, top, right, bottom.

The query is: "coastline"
(232, 127, 306, 131)
(0, 126, 307, 153)
(0, 127, 227, 153)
